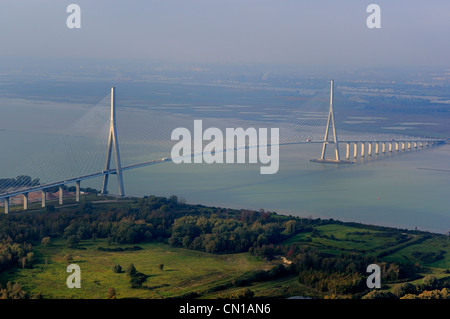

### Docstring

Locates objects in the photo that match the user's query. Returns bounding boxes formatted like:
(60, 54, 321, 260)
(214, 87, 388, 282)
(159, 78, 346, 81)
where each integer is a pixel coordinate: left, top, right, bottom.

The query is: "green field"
(284, 223, 450, 269)
(284, 224, 397, 253)
(3, 222, 448, 299)
(381, 236, 450, 269)
(0, 238, 279, 299)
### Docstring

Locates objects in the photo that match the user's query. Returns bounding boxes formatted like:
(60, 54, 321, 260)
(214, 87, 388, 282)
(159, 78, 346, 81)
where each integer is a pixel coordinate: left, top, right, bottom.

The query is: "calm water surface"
(0, 97, 449, 234)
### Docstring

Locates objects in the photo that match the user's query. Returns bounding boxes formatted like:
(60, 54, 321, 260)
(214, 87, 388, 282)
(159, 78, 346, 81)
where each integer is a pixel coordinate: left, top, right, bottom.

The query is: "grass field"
(284, 224, 403, 254)
(381, 236, 450, 269)
(0, 238, 279, 299)
(283, 223, 450, 269)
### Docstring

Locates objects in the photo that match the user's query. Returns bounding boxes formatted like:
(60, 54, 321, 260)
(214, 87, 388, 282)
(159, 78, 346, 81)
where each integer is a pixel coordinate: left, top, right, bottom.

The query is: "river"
(0, 95, 449, 234)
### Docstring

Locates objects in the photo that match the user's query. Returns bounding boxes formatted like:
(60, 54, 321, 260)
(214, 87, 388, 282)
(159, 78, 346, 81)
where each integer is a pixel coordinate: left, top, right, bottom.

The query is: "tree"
(112, 264, 122, 273)
(24, 252, 34, 268)
(383, 263, 400, 282)
(423, 275, 438, 290)
(283, 220, 297, 235)
(130, 272, 148, 288)
(20, 257, 27, 269)
(169, 195, 178, 204)
(67, 235, 80, 248)
(256, 234, 268, 246)
(401, 288, 450, 299)
(126, 264, 137, 277)
(362, 290, 396, 299)
(391, 283, 417, 298)
(0, 282, 29, 299)
(80, 202, 93, 214)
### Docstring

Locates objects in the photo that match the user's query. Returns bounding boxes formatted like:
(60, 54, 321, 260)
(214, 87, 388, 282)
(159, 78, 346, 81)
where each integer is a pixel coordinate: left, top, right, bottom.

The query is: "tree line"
(0, 194, 447, 299)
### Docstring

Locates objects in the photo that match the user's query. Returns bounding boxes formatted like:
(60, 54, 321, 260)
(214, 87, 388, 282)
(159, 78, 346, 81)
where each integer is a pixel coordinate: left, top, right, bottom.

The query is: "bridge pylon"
(101, 86, 125, 196)
(311, 80, 353, 164)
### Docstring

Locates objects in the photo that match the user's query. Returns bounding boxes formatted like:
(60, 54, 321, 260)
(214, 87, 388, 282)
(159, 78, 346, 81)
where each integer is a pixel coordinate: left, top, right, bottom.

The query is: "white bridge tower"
(101, 86, 125, 196)
(311, 80, 353, 164)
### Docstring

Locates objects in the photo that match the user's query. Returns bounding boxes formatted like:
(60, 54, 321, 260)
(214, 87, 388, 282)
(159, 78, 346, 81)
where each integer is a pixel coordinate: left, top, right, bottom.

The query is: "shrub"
(391, 283, 417, 298)
(112, 264, 122, 273)
(107, 287, 117, 299)
(66, 235, 80, 248)
(126, 264, 137, 277)
(362, 290, 396, 299)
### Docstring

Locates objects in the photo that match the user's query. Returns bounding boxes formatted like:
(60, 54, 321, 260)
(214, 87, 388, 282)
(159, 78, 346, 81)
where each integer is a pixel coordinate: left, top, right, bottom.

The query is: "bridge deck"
(0, 139, 445, 200)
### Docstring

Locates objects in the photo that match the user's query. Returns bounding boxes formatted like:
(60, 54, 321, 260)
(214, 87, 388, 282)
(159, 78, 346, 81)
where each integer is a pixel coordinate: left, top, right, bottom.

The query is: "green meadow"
(2, 222, 448, 299)
(284, 224, 398, 252)
(0, 238, 276, 299)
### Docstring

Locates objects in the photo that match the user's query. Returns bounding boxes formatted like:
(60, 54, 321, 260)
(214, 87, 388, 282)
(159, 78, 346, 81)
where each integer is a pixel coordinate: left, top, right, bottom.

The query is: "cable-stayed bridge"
(0, 83, 445, 214)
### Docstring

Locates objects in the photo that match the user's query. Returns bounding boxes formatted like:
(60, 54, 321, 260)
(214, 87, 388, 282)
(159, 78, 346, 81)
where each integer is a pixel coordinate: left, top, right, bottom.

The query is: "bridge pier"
(59, 186, 64, 205)
(76, 181, 81, 202)
(333, 139, 438, 162)
(41, 190, 46, 208)
(4, 197, 9, 214)
(23, 193, 28, 211)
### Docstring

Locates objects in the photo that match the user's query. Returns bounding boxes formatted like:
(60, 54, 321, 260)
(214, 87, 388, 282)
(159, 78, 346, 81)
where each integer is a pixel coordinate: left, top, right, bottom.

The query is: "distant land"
(0, 62, 448, 138)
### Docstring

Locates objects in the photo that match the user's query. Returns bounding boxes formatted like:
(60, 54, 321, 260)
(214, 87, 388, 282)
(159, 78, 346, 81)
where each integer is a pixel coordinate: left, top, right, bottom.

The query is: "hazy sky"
(0, 0, 449, 69)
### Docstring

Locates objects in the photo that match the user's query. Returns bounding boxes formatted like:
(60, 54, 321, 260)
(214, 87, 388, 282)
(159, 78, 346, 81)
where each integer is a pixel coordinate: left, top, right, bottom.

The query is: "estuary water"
(0, 96, 449, 234)
(122, 142, 450, 234)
